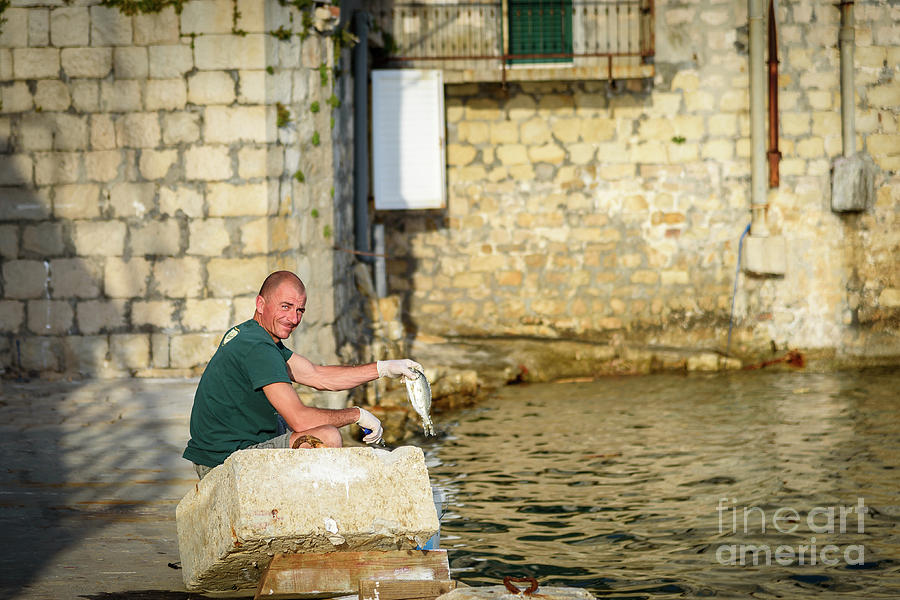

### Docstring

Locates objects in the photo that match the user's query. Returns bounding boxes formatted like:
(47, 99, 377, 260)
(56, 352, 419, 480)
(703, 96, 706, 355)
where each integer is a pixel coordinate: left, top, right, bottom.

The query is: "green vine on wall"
(100, 0, 184, 15)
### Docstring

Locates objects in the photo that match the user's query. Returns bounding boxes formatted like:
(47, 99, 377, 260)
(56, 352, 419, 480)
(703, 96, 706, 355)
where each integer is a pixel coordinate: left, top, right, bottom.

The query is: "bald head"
(258, 271, 305, 300)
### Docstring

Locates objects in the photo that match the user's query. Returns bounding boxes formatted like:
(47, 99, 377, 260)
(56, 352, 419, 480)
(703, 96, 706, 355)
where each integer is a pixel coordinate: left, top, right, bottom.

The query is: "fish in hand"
(405, 368, 435, 436)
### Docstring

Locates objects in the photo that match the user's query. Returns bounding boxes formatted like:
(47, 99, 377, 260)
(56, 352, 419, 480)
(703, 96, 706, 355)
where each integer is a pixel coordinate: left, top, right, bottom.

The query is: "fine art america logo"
(715, 498, 868, 566)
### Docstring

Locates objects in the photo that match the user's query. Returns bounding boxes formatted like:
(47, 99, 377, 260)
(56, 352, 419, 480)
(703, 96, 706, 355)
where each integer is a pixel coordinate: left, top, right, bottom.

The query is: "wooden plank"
(359, 579, 456, 600)
(254, 550, 450, 600)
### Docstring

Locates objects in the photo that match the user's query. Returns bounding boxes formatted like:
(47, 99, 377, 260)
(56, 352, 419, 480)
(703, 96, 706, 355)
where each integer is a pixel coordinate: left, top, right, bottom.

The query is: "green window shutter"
(508, 0, 573, 64)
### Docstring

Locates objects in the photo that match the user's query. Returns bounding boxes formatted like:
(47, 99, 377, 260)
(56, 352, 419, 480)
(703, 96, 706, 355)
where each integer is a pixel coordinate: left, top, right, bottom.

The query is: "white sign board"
(372, 70, 446, 210)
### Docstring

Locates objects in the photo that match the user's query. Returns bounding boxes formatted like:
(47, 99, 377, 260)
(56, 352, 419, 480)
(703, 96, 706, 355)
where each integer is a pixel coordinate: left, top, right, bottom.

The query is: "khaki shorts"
(193, 432, 293, 479)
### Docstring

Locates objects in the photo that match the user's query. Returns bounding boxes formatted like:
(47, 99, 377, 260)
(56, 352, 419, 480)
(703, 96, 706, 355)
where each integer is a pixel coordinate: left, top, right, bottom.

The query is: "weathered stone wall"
(381, 0, 900, 365)
(0, 0, 361, 377)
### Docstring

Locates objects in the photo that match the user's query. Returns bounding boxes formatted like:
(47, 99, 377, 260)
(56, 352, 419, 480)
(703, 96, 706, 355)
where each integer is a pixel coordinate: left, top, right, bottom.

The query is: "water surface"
(425, 368, 900, 598)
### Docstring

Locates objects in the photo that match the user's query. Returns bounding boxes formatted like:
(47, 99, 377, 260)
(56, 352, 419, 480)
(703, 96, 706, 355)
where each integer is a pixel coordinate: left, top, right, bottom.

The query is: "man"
(183, 270, 421, 479)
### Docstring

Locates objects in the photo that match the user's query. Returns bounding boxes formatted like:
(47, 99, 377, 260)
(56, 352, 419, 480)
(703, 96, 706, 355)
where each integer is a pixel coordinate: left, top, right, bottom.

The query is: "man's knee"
(291, 425, 342, 448)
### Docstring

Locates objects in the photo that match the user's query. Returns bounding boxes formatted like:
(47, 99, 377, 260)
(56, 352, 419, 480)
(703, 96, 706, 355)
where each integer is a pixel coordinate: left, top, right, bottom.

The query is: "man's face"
(255, 281, 306, 341)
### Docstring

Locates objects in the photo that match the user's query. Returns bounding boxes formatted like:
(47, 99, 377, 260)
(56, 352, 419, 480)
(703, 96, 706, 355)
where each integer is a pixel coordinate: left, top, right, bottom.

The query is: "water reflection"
(425, 368, 900, 599)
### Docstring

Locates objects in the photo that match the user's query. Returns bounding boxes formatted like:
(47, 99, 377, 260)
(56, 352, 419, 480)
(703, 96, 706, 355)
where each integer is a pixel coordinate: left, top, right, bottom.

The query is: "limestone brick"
(50, 7, 89, 47)
(150, 333, 170, 367)
(133, 7, 180, 45)
(109, 182, 155, 218)
(238, 146, 282, 179)
(237, 70, 266, 105)
(236, 0, 265, 33)
(90, 5, 132, 46)
(34, 152, 82, 185)
(169, 333, 219, 368)
(188, 219, 231, 256)
(18, 337, 60, 371)
(182, 298, 232, 332)
(497, 144, 528, 166)
(708, 114, 737, 136)
(114, 47, 149, 79)
(187, 71, 236, 105)
(465, 98, 502, 121)
(109, 334, 151, 370)
(0, 154, 33, 186)
(203, 106, 268, 144)
(25, 9, 44, 45)
(568, 143, 596, 165)
(207, 182, 268, 216)
(529, 143, 566, 164)
(100, 80, 142, 112)
(0, 51, 11, 84)
(61, 47, 111, 79)
(508, 165, 534, 180)
(162, 112, 201, 145)
(520, 118, 551, 145)
(1, 82, 33, 113)
(130, 220, 182, 256)
(70, 79, 100, 113)
(90, 115, 116, 150)
(105, 257, 150, 297)
(0, 301, 24, 333)
(0, 225, 17, 258)
(149, 44, 194, 78)
(582, 118, 616, 142)
(2, 260, 47, 299)
(206, 257, 270, 297)
(77, 299, 127, 334)
(781, 112, 810, 136)
(868, 82, 900, 109)
(27, 299, 74, 335)
(84, 150, 122, 182)
(72, 221, 126, 256)
(446, 99, 464, 124)
(51, 113, 88, 151)
(50, 258, 101, 298)
(53, 184, 101, 222)
(185, 145, 232, 180)
(447, 144, 476, 166)
(796, 137, 825, 159)
(34, 81, 71, 112)
(13, 48, 59, 79)
(180, 0, 233, 34)
(807, 90, 833, 111)
(160, 186, 204, 218)
(0, 188, 51, 221)
(456, 165, 487, 182)
(812, 111, 841, 137)
(0, 9, 27, 47)
(684, 91, 715, 112)
(652, 91, 682, 116)
(115, 112, 161, 148)
(639, 117, 674, 141)
(701, 139, 734, 159)
(194, 34, 266, 70)
(488, 121, 517, 145)
(132, 300, 176, 329)
(867, 134, 900, 158)
(153, 257, 204, 298)
(240, 218, 269, 254)
(146, 79, 187, 111)
(139, 149, 178, 180)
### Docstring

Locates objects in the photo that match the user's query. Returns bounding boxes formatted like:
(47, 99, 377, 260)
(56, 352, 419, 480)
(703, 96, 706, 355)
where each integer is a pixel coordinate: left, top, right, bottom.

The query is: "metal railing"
(371, 1, 654, 80)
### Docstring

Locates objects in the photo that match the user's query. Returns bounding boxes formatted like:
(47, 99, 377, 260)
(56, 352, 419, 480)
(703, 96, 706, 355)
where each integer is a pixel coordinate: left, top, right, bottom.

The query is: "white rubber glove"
(376, 359, 423, 379)
(356, 407, 383, 444)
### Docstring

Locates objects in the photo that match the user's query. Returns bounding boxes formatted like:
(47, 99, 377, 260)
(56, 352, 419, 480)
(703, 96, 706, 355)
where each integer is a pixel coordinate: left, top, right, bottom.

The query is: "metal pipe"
(353, 11, 373, 263)
(748, 0, 769, 235)
(766, 0, 780, 188)
(839, 0, 856, 157)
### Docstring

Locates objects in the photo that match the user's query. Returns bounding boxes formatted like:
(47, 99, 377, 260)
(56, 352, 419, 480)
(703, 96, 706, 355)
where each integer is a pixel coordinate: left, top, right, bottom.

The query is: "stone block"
(90, 5, 133, 46)
(76, 299, 127, 335)
(30, 8, 49, 46)
(104, 257, 149, 298)
(13, 48, 59, 80)
(0, 8, 27, 48)
(237, 70, 266, 105)
(176, 447, 439, 592)
(72, 221, 126, 257)
(35, 81, 71, 111)
(72, 80, 99, 113)
(53, 184, 100, 219)
(185, 145, 232, 180)
(114, 47, 149, 79)
(132, 300, 176, 329)
(100, 80, 142, 112)
(109, 182, 155, 218)
(180, 0, 233, 34)
(0, 300, 25, 333)
(50, 258, 101, 298)
(438, 587, 593, 600)
(163, 112, 201, 145)
(139, 149, 178, 180)
(237, 146, 281, 179)
(115, 112, 161, 148)
(0, 154, 33, 186)
(153, 257, 204, 298)
(2, 260, 47, 299)
(146, 79, 187, 111)
(194, 34, 266, 70)
(207, 182, 268, 216)
(182, 298, 232, 331)
(169, 332, 219, 367)
(148, 44, 193, 78)
(206, 257, 269, 297)
(50, 7, 89, 47)
(0, 188, 50, 221)
(133, 7, 180, 45)
(0, 225, 17, 258)
(1, 82, 33, 113)
(497, 144, 528, 166)
(51, 113, 88, 150)
(17, 115, 51, 151)
(160, 185, 204, 217)
(85, 150, 123, 182)
(187, 71, 236, 105)
(239, 218, 268, 254)
(19, 337, 60, 372)
(90, 115, 117, 150)
(520, 118, 551, 145)
(61, 47, 112, 79)
(130, 220, 182, 256)
(27, 299, 74, 335)
(188, 219, 231, 256)
(62, 335, 111, 376)
(203, 106, 268, 144)
(109, 334, 151, 370)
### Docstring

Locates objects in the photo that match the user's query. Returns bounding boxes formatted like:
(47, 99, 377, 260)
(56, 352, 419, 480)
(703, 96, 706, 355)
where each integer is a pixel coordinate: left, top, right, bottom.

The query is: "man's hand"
(376, 359, 423, 379)
(356, 407, 383, 444)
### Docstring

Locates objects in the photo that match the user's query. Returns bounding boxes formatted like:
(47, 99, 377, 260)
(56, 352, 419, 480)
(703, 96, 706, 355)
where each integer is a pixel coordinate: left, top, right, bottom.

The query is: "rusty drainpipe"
(767, 0, 781, 188)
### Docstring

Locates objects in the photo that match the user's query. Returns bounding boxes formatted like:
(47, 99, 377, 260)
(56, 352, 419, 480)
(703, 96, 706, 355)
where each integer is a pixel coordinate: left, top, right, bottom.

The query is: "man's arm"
(263, 381, 360, 431)
(285, 353, 378, 391)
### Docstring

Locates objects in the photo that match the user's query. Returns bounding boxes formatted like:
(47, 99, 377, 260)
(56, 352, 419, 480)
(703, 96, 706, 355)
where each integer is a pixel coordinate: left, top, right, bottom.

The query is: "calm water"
(423, 368, 900, 599)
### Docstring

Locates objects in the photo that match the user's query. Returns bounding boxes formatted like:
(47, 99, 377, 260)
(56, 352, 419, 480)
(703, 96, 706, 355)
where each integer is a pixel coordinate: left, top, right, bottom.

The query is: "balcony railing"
(370, 1, 655, 83)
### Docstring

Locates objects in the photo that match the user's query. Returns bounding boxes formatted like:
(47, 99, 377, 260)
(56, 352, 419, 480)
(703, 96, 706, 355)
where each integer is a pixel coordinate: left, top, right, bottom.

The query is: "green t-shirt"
(183, 319, 294, 467)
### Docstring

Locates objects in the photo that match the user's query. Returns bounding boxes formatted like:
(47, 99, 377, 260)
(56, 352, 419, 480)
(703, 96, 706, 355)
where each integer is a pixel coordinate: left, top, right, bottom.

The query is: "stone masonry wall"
(382, 0, 899, 364)
(0, 0, 360, 377)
